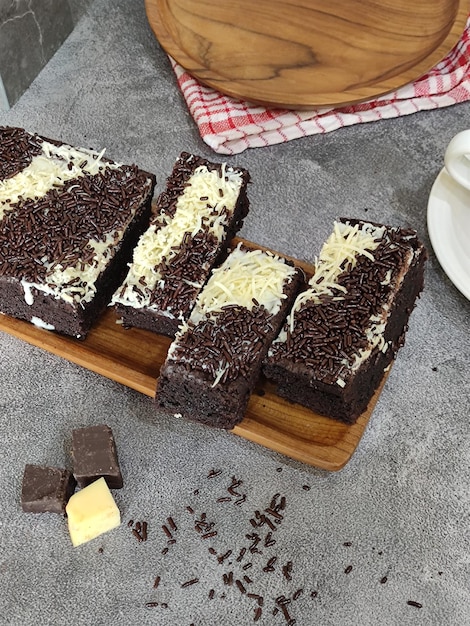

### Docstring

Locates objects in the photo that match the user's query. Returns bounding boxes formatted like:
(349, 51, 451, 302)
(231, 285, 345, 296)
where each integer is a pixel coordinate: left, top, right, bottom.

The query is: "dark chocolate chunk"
(71, 424, 123, 489)
(21, 464, 76, 514)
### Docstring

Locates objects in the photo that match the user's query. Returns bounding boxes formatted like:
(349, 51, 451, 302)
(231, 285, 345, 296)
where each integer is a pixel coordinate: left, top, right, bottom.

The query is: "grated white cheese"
(0, 140, 118, 220)
(189, 243, 297, 324)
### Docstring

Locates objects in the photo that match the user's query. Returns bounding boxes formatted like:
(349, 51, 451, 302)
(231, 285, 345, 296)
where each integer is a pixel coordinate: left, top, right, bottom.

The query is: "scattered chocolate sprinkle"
(209, 589, 215, 599)
(145, 601, 159, 608)
(207, 469, 223, 478)
(132, 529, 143, 543)
(235, 579, 246, 594)
(98, 547, 103, 554)
(407, 600, 423, 608)
(293, 589, 303, 600)
(127, 519, 134, 527)
(311, 591, 318, 598)
(217, 550, 232, 563)
(236, 547, 247, 562)
(343, 541, 352, 546)
(344, 565, 353, 574)
(263, 556, 277, 572)
(202, 530, 218, 540)
(162, 525, 172, 539)
(282, 562, 293, 581)
(254, 606, 262, 622)
(153, 576, 161, 589)
(302, 485, 311, 491)
(181, 578, 199, 588)
(380, 576, 388, 584)
(141, 521, 148, 541)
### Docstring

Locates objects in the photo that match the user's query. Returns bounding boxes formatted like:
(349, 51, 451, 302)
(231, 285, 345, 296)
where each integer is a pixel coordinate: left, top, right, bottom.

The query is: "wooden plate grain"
(0, 238, 389, 471)
(145, 0, 469, 109)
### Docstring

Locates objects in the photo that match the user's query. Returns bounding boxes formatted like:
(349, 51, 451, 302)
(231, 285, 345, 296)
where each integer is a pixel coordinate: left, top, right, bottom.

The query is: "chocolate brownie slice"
(112, 152, 250, 337)
(0, 126, 156, 339)
(263, 218, 427, 424)
(156, 243, 304, 429)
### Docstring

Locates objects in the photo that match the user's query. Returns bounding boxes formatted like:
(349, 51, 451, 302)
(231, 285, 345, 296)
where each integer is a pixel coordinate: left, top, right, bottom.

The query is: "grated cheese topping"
(0, 140, 118, 220)
(289, 221, 384, 324)
(189, 243, 297, 324)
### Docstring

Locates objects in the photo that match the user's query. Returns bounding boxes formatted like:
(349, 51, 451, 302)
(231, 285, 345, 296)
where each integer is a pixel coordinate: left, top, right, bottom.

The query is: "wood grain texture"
(0, 237, 390, 471)
(145, 0, 469, 109)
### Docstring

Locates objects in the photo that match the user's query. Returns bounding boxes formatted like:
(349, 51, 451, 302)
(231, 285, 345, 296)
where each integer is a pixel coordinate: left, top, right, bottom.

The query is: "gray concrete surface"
(0, 0, 95, 110)
(0, 1, 469, 624)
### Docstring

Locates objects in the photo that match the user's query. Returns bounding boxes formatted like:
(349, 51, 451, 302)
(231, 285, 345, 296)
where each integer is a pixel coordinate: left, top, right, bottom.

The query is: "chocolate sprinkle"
(407, 600, 423, 608)
(171, 304, 275, 385)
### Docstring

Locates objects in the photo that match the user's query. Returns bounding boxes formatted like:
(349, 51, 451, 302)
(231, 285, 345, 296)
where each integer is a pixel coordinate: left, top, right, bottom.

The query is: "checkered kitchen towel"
(170, 16, 470, 155)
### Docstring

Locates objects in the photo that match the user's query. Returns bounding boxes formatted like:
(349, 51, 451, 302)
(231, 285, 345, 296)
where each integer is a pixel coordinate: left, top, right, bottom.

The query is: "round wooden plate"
(145, 0, 469, 109)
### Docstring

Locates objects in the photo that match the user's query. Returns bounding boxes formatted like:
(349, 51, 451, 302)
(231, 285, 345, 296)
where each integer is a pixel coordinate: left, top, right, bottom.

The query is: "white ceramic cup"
(444, 130, 470, 191)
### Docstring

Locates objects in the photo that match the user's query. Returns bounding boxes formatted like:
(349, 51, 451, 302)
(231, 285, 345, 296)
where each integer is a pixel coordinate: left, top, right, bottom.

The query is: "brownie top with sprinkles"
(267, 218, 425, 387)
(112, 151, 250, 321)
(0, 126, 154, 306)
(165, 243, 300, 386)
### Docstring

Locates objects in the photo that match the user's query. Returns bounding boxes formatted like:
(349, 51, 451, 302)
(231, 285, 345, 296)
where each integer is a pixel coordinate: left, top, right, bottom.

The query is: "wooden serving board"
(145, 0, 469, 109)
(0, 238, 389, 471)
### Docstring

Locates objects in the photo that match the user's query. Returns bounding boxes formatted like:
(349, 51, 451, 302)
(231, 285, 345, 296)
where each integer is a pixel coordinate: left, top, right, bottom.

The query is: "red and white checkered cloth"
(170, 16, 470, 155)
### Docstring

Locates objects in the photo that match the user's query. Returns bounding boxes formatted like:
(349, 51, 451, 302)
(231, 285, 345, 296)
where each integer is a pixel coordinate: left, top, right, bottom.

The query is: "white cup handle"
(444, 130, 470, 191)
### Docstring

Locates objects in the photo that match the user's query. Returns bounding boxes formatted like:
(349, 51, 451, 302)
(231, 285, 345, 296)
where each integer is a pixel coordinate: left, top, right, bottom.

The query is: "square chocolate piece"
(21, 465, 76, 514)
(72, 424, 123, 489)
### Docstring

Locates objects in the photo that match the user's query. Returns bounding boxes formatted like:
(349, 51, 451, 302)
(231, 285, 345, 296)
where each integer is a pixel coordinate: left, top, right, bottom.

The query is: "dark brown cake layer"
(263, 219, 427, 424)
(113, 152, 250, 337)
(0, 126, 156, 339)
(156, 246, 304, 429)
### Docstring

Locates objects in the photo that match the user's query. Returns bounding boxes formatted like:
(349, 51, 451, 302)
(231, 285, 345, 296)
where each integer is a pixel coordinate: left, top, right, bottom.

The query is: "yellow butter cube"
(66, 477, 120, 547)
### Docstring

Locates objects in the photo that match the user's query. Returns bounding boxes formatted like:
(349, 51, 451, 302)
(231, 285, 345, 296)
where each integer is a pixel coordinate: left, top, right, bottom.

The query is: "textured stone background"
(0, 1, 469, 624)
(0, 0, 94, 109)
